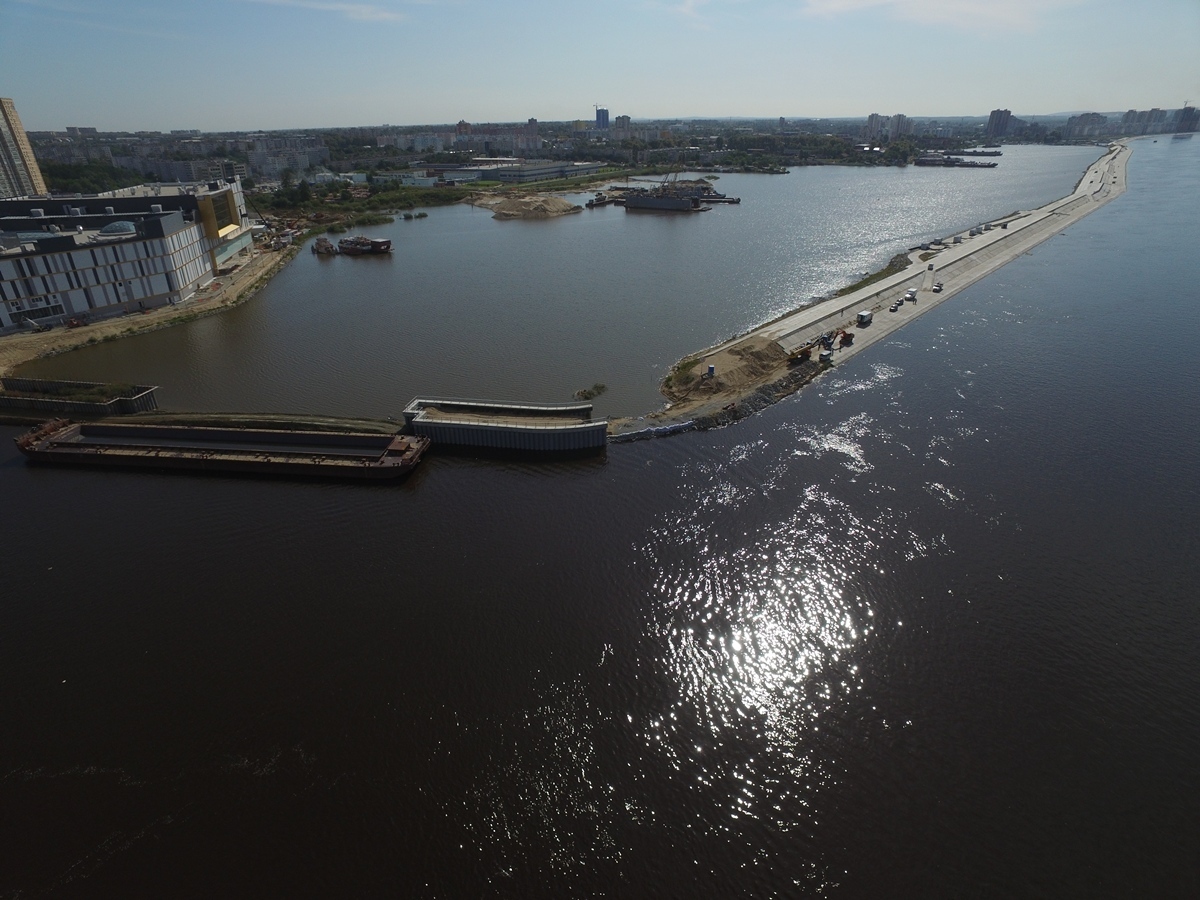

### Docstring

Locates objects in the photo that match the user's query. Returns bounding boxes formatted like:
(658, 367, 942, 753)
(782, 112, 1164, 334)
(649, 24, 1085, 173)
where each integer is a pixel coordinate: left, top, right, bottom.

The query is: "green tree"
(40, 162, 146, 194)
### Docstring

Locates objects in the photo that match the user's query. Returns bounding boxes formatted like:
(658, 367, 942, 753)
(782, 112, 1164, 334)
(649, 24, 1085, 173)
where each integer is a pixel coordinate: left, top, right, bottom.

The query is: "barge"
(338, 236, 393, 255)
(624, 193, 709, 212)
(914, 155, 999, 168)
(15, 419, 429, 480)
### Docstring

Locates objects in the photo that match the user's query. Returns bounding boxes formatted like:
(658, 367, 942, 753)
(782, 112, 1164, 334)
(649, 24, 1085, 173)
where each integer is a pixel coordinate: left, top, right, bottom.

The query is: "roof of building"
(98, 220, 137, 235)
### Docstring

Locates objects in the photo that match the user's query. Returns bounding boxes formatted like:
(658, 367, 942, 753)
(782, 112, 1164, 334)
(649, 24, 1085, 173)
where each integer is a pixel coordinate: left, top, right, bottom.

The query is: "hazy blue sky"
(3, 0, 1197, 131)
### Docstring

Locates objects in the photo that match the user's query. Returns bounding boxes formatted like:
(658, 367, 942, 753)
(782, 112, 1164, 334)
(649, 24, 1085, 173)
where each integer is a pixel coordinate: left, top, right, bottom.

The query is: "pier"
(403, 398, 608, 452)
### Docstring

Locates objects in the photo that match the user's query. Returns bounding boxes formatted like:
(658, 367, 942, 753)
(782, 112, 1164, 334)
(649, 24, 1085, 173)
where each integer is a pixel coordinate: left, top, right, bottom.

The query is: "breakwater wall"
(0, 377, 158, 416)
(404, 397, 609, 452)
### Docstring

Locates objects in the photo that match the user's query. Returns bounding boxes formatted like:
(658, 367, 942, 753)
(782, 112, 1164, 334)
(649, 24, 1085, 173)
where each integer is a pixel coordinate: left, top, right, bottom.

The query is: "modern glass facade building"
(0, 181, 252, 331)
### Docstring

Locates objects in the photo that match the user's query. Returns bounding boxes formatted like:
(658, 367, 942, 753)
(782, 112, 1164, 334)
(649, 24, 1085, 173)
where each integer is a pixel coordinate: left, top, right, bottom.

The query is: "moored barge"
(338, 236, 393, 255)
(623, 193, 709, 212)
(15, 420, 429, 480)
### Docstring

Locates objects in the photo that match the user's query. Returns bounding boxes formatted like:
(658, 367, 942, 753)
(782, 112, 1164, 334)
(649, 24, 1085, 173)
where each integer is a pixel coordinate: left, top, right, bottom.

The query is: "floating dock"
(15, 420, 429, 479)
(403, 398, 608, 452)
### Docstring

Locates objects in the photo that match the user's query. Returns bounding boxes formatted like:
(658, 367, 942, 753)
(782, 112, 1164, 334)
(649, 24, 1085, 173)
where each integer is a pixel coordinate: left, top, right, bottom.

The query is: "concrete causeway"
(612, 142, 1131, 437)
(763, 142, 1130, 362)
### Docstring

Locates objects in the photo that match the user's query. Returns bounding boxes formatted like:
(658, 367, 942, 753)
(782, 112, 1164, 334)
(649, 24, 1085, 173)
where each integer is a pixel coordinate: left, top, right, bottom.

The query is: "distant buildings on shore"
(11, 87, 1198, 204)
(864, 113, 913, 142)
(984, 104, 1197, 140)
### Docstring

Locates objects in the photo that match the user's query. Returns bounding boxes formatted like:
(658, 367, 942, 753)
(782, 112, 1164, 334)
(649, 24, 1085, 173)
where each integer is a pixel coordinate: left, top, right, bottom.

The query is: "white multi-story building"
(865, 113, 887, 141)
(888, 113, 912, 139)
(0, 181, 252, 332)
(865, 112, 911, 142)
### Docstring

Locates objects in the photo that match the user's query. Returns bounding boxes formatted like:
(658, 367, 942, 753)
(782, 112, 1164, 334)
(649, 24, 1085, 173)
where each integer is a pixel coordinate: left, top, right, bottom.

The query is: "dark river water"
(22, 145, 1103, 418)
(3, 138, 1198, 897)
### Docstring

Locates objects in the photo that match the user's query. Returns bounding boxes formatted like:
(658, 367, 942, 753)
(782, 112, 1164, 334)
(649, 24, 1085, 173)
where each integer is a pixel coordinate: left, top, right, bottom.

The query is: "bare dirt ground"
(609, 337, 820, 437)
(661, 337, 789, 408)
(0, 246, 298, 378)
(468, 195, 582, 219)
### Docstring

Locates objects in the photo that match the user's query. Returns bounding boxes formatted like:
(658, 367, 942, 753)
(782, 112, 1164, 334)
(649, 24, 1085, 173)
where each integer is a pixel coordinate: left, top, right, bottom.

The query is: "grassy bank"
(0, 381, 140, 403)
(834, 253, 912, 297)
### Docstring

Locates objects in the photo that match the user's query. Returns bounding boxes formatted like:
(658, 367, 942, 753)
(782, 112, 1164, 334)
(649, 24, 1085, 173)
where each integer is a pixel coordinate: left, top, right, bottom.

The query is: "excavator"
(787, 329, 853, 364)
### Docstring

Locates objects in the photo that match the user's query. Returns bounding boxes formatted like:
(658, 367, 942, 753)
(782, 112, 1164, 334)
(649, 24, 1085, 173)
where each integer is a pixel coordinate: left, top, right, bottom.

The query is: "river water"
(22, 145, 1102, 418)
(3, 139, 1198, 897)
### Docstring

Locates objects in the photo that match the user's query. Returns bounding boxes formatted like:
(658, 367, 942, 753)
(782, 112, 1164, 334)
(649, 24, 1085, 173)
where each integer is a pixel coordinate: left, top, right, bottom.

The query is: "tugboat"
(312, 237, 339, 255)
(338, 236, 393, 255)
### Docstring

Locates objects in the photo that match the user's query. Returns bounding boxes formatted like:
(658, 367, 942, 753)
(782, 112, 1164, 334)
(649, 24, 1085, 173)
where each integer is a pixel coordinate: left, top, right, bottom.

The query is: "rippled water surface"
(3, 139, 1198, 897)
(23, 146, 1101, 418)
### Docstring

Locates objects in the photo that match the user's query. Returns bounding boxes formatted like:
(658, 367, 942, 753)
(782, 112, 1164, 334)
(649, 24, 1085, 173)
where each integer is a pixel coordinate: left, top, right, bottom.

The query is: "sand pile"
(473, 196, 582, 219)
(662, 338, 789, 405)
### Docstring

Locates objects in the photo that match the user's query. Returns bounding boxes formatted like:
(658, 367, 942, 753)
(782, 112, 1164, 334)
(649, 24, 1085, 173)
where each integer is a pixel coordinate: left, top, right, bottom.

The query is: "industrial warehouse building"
(0, 181, 252, 332)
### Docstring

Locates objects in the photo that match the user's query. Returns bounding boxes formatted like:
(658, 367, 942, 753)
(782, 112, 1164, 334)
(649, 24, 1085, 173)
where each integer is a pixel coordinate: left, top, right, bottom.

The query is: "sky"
(3, 0, 1197, 132)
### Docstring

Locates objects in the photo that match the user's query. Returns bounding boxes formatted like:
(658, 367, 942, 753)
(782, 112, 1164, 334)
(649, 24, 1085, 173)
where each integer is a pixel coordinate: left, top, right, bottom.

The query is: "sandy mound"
(662, 337, 789, 405)
(472, 196, 582, 219)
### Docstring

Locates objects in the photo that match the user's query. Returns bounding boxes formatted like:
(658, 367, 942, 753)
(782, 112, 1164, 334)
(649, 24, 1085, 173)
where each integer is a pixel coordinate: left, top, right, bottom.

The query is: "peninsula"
(610, 142, 1130, 438)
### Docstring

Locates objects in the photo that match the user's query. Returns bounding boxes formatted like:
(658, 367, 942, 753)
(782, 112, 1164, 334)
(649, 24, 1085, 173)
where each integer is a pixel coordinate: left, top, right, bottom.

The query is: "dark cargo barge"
(15, 419, 429, 480)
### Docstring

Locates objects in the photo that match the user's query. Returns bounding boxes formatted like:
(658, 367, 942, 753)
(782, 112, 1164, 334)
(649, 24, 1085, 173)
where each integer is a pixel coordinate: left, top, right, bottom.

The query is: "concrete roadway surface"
(704, 142, 1131, 369)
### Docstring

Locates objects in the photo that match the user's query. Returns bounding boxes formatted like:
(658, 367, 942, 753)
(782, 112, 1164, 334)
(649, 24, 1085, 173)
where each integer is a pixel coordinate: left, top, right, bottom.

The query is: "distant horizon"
(20, 108, 1192, 135)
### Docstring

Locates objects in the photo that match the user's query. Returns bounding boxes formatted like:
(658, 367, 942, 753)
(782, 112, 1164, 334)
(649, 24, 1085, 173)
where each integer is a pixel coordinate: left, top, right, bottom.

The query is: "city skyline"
(4, 0, 1197, 132)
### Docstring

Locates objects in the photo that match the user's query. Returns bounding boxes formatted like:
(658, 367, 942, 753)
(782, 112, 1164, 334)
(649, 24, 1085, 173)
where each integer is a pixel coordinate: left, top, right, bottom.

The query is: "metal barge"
(338, 236, 393, 255)
(623, 193, 709, 212)
(15, 420, 429, 480)
(403, 398, 608, 452)
(914, 155, 999, 168)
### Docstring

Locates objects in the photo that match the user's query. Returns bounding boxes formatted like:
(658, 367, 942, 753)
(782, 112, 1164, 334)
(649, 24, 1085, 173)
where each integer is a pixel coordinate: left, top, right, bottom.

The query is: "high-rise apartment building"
(595, 107, 609, 130)
(0, 98, 48, 198)
(865, 113, 910, 141)
(986, 109, 1012, 140)
(865, 113, 886, 141)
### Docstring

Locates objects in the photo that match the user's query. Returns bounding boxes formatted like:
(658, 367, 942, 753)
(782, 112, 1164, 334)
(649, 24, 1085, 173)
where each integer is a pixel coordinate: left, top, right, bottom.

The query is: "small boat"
(338, 236, 393, 255)
(312, 237, 339, 255)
